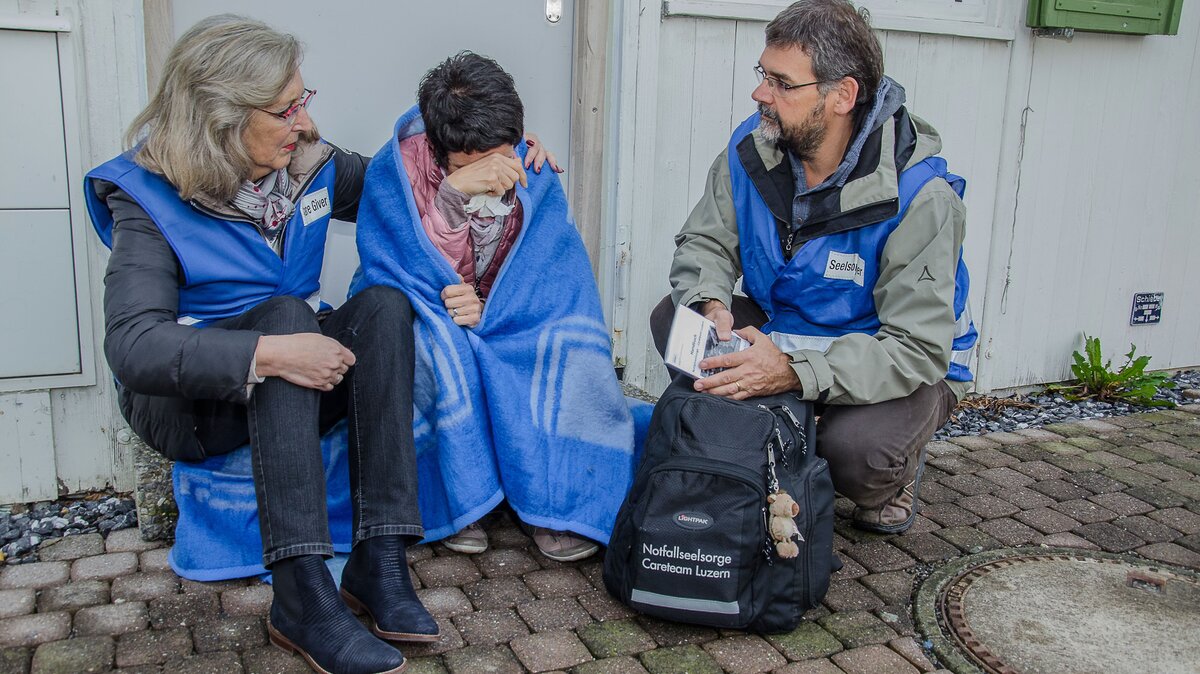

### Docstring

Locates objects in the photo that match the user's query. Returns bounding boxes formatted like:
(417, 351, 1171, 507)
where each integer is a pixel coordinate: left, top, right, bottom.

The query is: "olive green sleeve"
(669, 149, 741, 311)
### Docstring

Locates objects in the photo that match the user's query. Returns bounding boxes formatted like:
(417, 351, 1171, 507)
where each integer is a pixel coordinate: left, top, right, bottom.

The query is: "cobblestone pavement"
(3, 406, 1200, 674)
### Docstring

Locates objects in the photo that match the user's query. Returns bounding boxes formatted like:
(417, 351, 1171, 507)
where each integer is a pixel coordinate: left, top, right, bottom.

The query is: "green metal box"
(1027, 0, 1184, 35)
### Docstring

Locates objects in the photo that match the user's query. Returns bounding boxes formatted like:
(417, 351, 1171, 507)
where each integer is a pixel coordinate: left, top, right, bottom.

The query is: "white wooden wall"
(1, 0, 582, 503)
(611, 0, 1200, 394)
(0, 0, 143, 502)
(6, 0, 1200, 500)
(981, 10, 1200, 390)
(2, 0, 582, 503)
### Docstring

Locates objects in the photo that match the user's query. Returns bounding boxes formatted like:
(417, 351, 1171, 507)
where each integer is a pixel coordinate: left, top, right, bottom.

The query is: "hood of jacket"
(735, 76, 943, 248)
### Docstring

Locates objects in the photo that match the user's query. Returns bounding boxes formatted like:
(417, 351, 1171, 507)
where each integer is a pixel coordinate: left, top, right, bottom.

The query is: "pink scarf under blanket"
(400, 133, 474, 283)
(398, 133, 523, 300)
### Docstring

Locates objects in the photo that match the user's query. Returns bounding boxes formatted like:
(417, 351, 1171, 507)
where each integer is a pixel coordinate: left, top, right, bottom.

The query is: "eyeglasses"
(754, 65, 824, 93)
(257, 88, 316, 122)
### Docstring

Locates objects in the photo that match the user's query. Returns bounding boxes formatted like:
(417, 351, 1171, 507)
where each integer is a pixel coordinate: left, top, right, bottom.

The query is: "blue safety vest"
(729, 113, 977, 382)
(85, 152, 336, 327)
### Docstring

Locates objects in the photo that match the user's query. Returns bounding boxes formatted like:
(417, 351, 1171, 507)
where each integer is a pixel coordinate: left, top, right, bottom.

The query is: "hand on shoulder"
(522, 132, 563, 174)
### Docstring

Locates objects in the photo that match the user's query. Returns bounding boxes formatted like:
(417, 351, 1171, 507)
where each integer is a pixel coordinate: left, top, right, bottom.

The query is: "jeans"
(650, 294, 957, 507)
(200, 287, 423, 566)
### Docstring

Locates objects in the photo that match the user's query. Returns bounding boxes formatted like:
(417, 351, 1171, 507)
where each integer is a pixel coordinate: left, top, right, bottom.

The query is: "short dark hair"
(417, 52, 524, 169)
(765, 0, 883, 110)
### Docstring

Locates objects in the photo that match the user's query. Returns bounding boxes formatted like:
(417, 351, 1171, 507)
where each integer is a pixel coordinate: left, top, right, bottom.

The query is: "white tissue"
(464, 194, 514, 218)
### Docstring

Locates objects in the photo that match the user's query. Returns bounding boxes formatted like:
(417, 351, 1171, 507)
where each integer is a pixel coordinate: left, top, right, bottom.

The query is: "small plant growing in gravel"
(1048, 335, 1174, 407)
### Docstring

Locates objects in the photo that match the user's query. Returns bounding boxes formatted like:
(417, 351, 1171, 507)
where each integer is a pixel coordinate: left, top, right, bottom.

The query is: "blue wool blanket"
(168, 421, 354, 581)
(163, 108, 649, 581)
(352, 106, 642, 544)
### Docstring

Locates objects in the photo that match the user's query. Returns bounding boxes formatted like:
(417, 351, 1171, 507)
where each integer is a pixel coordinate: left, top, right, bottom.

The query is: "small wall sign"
(1130, 292, 1163, 326)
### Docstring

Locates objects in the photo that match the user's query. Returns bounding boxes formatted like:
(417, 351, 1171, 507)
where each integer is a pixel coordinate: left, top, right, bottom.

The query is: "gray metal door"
(172, 0, 576, 305)
(0, 29, 82, 379)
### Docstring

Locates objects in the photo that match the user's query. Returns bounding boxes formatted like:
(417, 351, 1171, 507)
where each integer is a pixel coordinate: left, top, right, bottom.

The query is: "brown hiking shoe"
(852, 446, 926, 534)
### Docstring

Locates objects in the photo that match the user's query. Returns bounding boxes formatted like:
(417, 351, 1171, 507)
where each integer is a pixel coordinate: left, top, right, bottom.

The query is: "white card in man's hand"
(663, 304, 750, 379)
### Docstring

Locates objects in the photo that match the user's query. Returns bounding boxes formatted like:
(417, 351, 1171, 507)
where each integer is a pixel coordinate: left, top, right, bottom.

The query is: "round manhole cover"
(915, 548, 1200, 674)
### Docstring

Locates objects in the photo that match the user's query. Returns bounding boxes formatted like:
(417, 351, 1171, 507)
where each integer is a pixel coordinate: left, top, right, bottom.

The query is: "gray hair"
(124, 14, 303, 201)
(765, 0, 883, 109)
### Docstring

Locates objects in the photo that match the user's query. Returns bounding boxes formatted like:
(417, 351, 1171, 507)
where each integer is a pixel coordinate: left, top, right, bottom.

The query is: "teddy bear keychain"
(762, 420, 805, 559)
(767, 491, 804, 558)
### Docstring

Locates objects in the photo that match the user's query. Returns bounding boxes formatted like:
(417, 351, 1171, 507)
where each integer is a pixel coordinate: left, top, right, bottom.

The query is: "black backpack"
(603, 380, 836, 633)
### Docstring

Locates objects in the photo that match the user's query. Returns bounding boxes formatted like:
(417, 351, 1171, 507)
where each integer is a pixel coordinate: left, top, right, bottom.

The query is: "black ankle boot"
(268, 555, 407, 674)
(341, 536, 439, 642)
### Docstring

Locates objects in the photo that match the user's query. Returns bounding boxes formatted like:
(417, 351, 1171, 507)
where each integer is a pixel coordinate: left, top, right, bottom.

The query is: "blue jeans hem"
(354, 524, 424, 544)
(263, 543, 334, 567)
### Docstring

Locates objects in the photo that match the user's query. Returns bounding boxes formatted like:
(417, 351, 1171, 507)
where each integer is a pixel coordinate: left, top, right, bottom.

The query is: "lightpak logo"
(674, 511, 713, 531)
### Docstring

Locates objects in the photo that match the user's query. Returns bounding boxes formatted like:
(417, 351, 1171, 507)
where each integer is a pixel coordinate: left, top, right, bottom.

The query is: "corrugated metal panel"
(896, 31, 1010, 360)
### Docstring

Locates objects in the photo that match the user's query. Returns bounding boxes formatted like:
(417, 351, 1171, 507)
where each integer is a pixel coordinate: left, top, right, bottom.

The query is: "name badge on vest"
(299, 188, 331, 226)
(824, 251, 865, 287)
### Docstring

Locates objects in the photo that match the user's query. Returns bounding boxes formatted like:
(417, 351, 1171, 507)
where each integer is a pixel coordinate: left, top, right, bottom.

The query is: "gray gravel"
(935, 369, 1200, 440)
(2, 495, 136, 563)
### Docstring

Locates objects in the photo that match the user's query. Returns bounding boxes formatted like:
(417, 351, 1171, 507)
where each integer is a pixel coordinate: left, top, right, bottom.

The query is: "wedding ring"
(452, 307, 460, 317)
(334, 374, 344, 385)
(735, 381, 744, 392)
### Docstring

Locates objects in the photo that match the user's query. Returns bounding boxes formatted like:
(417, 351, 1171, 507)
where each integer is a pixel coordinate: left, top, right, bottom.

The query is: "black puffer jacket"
(95, 142, 370, 458)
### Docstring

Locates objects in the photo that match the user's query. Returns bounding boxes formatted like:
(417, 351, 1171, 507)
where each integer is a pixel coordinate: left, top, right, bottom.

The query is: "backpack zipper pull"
(776, 423, 791, 469)
(778, 404, 807, 455)
(780, 404, 802, 430)
(757, 404, 783, 493)
(766, 430, 782, 494)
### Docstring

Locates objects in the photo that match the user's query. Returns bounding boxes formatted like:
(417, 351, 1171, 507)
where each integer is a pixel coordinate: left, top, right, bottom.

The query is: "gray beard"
(757, 104, 782, 144)
(757, 100, 827, 162)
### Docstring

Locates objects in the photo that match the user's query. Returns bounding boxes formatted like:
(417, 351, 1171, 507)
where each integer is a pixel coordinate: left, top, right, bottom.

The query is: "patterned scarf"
(230, 169, 295, 245)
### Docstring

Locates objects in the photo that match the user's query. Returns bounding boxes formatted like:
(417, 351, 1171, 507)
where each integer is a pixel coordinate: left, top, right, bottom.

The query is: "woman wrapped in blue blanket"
(354, 53, 638, 563)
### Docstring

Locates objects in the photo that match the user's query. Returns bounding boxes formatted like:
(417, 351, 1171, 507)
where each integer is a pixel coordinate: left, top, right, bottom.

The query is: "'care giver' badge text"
(300, 188, 331, 226)
(824, 251, 865, 287)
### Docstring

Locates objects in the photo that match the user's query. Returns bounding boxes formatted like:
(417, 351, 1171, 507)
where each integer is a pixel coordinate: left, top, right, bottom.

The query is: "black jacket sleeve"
(98, 182, 261, 404)
(99, 146, 368, 403)
(328, 143, 372, 222)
